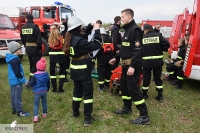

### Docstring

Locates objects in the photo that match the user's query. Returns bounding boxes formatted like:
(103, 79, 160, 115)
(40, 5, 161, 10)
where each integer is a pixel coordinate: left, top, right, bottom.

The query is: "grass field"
(0, 54, 200, 133)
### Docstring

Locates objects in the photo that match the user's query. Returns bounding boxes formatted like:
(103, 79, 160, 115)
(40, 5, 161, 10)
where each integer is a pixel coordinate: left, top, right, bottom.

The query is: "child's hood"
(5, 53, 19, 63)
(34, 72, 49, 82)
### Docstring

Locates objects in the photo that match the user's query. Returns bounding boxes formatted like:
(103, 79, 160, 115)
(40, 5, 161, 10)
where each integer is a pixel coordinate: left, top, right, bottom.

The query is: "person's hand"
(127, 67, 135, 76)
(109, 58, 116, 65)
(93, 23, 100, 30)
(116, 50, 119, 54)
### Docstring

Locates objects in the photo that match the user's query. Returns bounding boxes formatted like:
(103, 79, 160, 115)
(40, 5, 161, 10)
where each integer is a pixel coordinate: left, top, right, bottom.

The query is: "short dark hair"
(114, 16, 121, 23)
(121, 8, 134, 18)
(179, 38, 185, 44)
(96, 20, 102, 24)
(185, 32, 190, 37)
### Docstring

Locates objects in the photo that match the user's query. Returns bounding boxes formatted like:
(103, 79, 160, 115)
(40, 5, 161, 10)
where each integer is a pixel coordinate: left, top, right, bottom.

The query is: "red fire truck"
(140, 20, 173, 40)
(168, 8, 192, 56)
(0, 14, 25, 59)
(183, 0, 200, 80)
(0, 1, 75, 55)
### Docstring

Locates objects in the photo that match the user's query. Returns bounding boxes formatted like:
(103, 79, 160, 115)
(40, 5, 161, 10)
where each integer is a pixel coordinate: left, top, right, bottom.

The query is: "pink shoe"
(33, 116, 38, 122)
(42, 113, 47, 118)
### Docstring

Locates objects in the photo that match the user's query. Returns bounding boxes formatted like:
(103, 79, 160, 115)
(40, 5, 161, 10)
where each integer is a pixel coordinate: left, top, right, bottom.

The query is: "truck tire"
(42, 38, 49, 56)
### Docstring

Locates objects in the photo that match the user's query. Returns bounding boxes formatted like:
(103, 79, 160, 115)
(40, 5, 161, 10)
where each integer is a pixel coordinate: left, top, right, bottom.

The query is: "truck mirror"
(60, 25, 65, 32)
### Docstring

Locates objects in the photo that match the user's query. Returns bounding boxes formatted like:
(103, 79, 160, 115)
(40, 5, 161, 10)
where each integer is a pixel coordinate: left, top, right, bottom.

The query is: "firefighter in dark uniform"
(109, 8, 150, 125)
(63, 16, 102, 127)
(97, 28, 114, 92)
(20, 14, 42, 79)
(142, 24, 170, 102)
(48, 23, 67, 93)
(166, 38, 186, 89)
(110, 16, 122, 69)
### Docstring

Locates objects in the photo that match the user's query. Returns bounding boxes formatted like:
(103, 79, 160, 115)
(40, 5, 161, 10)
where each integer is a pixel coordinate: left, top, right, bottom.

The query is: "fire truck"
(168, 8, 192, 56)
(183, 0, 200, 80)
(0, 1, 75, 55)
(140, 20, 173, 40)
(0, 14, 25, 59)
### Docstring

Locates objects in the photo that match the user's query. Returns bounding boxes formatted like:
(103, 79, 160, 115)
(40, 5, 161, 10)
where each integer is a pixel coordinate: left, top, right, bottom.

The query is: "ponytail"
(63, 32, 72, 56)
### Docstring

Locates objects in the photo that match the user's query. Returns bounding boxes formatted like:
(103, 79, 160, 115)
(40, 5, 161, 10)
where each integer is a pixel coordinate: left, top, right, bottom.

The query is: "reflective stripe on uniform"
(178, 56, 183, 60)
(73, 97, 82, 101)
(177, 76, 184, 80)
(30, 73, 34, 76)
(105, 79, 110, 83)
(134, 99, 145, 105)
(49, 52, 65, 55)
(98, 81, 105, 84)
(169, 71, 174, 75)
(142, 37, 160, 44)
(142, 55, 163, 60)
(70, 64, 87, 69)
(122, 96, 132, 100)
(92, 59, 95, 62)
(70, 47, 75, 55)
(59, 75, 65, 78)
(122, 42, 130, 46)
(22, 28, 33, 34)
(156, 86, 163, 89)
(50, 76, 56, 79)
(142, 87, 149, 90)
(84, 99, 93, 104)
(66, 69, 69, 72)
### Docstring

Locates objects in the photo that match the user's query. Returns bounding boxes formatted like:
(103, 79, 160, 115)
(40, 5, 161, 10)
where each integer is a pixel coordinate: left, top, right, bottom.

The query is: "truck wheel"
(42, 38, 49, 56)
(19, 55, 23, 60)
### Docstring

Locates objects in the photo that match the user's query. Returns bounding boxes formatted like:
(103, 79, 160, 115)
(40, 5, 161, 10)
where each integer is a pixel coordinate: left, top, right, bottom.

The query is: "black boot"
(114, 100, 132, 114)
(130, 104, 150, 125)
(155, 89, 163, 102)
(72, 101, 81, 117)
(51, 78, 57, 92)
(142, 90, 149, 99)
(84, 115, 96, 127)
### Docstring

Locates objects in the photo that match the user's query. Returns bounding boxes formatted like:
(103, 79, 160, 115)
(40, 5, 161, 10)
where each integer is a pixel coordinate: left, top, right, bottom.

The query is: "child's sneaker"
(17, 111, 30, 117)
(42, 113, 47, 118)
(33, 116, 38, 122)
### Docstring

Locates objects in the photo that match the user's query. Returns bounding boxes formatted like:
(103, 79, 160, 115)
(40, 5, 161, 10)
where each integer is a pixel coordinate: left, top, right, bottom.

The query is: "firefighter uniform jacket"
(110, 23, 121, 51)
(142, 31, 170, 68)
(49, 36, 67, 63)
(20, 20, 42, 54)
(69, 29, 102, 81)
(175, 44, 186, 62)
(116, 19, 143, 70)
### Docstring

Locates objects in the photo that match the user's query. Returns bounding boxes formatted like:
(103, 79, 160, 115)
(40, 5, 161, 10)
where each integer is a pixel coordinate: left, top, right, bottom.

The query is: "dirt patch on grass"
(178, 116, 195, 125)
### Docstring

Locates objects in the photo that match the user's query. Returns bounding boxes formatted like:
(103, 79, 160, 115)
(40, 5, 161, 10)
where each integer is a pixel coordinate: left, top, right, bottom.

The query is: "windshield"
(0, 14, 15, 29)
(60, 7, 73, 21)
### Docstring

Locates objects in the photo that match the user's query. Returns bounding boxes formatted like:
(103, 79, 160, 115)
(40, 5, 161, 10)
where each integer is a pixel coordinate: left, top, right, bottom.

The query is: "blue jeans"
(10, 84, 23, 113)
(34, 91, 47, 116)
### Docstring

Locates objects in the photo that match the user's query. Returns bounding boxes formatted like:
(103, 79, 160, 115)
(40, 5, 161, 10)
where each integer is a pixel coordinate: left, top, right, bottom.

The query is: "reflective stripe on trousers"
(49, 52, 65, 55)
(98, 81, 105, 85)
(169, 71, 174, 75)
(105, 79, 110, 83)
(50, 76, 56, 79)
(177, 76, 184, 80)
(30, 73, 34, 76)
(134, 99, 145, 105)
(73, 97, 82, 101)
(142, 87, 149, 90)
(59, 75, 65, 78)
(156, 86, 163, 89)
(84, 99, 93, 104)
(70, 64, 87, 69)
(122, 96, 131, 100)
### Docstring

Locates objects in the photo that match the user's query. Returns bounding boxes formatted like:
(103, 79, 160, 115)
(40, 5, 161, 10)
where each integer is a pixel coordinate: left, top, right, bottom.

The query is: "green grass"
(0, 54, 200, 133)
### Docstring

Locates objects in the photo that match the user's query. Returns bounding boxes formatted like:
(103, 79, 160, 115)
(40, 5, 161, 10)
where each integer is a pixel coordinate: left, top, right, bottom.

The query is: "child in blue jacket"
(6, 41, 30, 117)
(26, 57, 50, 122)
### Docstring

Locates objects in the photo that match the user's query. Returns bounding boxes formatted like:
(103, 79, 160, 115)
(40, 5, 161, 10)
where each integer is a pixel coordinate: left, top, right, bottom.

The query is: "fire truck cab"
(183, 0, 200, 80)
(0, 14, 25, 59)
(0, 1, 75, 55)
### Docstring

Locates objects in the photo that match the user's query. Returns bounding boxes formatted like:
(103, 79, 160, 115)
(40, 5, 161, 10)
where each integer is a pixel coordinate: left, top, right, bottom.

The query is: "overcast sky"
(0, 0, 194, 24)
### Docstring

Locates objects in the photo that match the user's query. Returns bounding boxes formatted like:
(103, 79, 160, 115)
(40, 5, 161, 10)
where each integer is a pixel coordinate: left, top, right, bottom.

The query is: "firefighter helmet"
(67, 16, 83, 31)
(100, 28, 107, 35)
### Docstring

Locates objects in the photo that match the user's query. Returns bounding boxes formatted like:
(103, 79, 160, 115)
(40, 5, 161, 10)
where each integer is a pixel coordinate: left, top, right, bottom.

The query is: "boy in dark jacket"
(26, 57, 50, 122)
(6, 41, 30, 117)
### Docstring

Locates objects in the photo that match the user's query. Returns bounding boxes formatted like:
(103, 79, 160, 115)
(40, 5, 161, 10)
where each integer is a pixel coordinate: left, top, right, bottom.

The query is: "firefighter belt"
(26, 42, 37, 47)
(121, 58, 132, 66)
